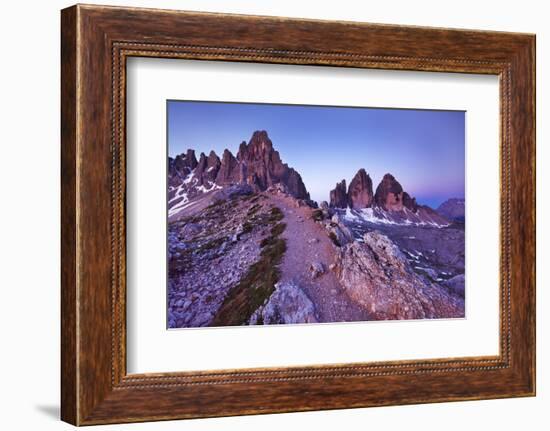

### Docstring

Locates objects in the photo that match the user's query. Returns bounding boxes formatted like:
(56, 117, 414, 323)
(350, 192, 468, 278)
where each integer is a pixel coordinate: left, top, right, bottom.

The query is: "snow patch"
(196, 182, 222, 193)
(344, 208, 359, 221)
(183, 172, 196, 184)
(343, 207, 451, 227)
(168, 192, 190, 217)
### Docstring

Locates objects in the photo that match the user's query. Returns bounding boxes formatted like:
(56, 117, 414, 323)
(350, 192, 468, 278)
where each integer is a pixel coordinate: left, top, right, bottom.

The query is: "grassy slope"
(210, 206, 287, 326)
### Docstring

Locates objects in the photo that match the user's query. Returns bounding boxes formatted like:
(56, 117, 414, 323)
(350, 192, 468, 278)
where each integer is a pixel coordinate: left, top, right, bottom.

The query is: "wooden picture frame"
(61, 4, 536, 425)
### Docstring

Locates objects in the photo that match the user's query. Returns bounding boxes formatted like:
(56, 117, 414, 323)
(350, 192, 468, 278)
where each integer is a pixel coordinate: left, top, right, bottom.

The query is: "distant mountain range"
(168, 130, 460, 227)
(437, 198, 465, 222)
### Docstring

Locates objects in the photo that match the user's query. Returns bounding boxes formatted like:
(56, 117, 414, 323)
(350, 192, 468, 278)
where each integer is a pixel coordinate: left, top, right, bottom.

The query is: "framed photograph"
(61, 4, 536, 425)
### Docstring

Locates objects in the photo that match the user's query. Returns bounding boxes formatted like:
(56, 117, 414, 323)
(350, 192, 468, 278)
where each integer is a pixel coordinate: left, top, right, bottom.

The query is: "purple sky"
(168, 100, 465, 208)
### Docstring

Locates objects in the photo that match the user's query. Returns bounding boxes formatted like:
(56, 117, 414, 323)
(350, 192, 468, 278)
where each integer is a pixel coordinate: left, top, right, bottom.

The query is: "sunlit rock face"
(348, 168, 374, 209)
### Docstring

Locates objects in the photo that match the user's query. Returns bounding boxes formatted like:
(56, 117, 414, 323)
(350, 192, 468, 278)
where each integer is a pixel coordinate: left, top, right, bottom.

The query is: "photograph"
(167, 101, 466, 328)
(53, 3, 537, 426)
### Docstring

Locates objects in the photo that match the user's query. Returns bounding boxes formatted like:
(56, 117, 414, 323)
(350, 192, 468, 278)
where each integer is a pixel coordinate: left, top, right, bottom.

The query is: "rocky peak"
(329, 179, 348, 208)
(237, 130, 274, 161)
(348, 168, 374, 209)
(196, 152, 207, 168)
(374, 173, 405, 211)
(170, 131, 311, 201)
(327, 171, 421, 213)
(194, 151, 220, 185)
(170, 149, 198, 171)
(216, 149, 239, 185)
(237, 141, 248, 160)
(185, 149, 198, 167)
(233, 131, 309, 200)
(207, 150, 220, 169)
(168, 149, 199, 187)
(249, 129, 272, 150)
(221, 148, 234, 162)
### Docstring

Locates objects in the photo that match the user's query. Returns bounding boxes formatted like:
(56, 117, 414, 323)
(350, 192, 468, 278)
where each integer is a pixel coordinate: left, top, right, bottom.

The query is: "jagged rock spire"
(348, 168, 373, 209)
(172, 130, 310, 200)
(374, 173, 404, 211)
(329, 179, 348, 208)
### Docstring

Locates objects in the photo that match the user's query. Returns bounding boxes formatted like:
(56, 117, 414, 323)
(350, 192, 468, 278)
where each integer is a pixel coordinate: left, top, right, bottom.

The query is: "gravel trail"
(268, 194, 370, 323)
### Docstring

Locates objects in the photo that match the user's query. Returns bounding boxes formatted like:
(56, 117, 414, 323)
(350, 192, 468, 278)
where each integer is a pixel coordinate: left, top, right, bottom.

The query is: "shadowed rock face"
(235, 131, 310, 199)
(329, 179, 348, 208)
(249, 282, 317, 325)
(168, 149, 198, 187)
(348, 168, 374, 209)
(216, 149, 239, 185)
(194, 151, 221, 186)
(374, 173, 405, 211)
(402, 192, 418, 212)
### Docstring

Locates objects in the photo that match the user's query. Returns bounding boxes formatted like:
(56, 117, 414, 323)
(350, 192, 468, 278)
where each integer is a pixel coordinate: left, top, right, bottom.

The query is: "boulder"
(211, 184, 253, 201)
(250, 282, 317, 324)
(326, 214, 354, 246)
(309, 261, 325, 279)
(335, 231, 464, 320)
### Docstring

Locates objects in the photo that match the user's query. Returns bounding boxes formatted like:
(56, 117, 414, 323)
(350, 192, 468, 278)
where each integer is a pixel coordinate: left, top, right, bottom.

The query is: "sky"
(167, 100, 465, 208)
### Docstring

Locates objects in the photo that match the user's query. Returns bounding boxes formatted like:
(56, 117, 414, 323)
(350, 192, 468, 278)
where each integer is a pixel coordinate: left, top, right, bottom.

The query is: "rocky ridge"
(168, 131, 311, 220)
(329, 171, 448, 227)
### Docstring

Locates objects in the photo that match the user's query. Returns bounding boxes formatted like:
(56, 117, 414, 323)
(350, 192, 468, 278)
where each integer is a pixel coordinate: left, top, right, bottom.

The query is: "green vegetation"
(247, 203, 262, 217)
(203, 199, 229, 221)
(242, 222, 254, 234)
(210, 206, 287, 326)
(270, 222, 286, 237)
(268, 206, 284, 223)
(242, 193, 261, 203)
(259, 223, 286, 248)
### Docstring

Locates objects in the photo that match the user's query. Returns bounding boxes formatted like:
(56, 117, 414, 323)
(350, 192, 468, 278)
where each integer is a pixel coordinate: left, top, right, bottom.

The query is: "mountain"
(437, 198, 465, 222)
(329, 179, 348, 208)
(168, 131, 310, 220)
(167, 131, 465, 327)
(348, 169, 374, 209)
(374, 173, 416, 211)
(329, 170, 449, 227)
